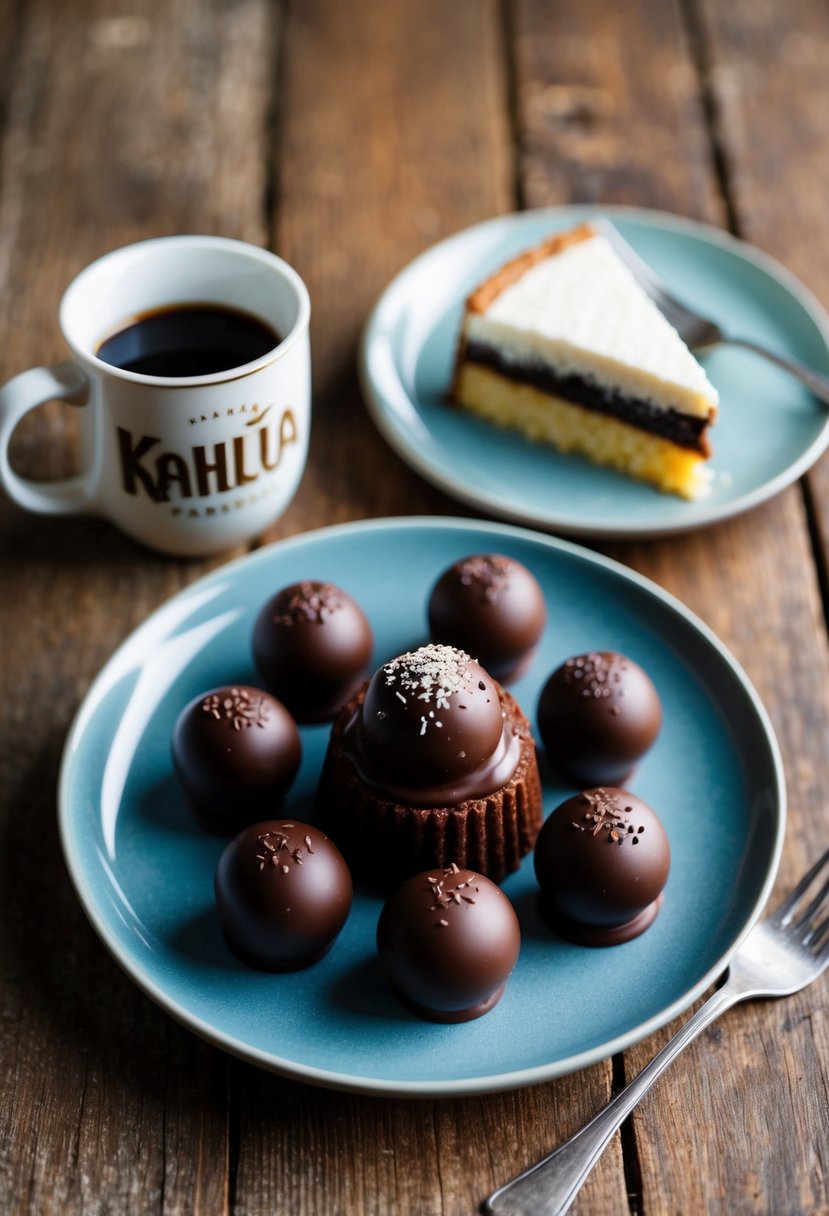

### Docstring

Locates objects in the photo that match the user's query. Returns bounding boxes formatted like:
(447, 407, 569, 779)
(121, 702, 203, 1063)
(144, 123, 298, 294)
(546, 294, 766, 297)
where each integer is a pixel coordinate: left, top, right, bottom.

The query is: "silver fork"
(483, 845, 829, 1216)
(595, 218, 829, 405)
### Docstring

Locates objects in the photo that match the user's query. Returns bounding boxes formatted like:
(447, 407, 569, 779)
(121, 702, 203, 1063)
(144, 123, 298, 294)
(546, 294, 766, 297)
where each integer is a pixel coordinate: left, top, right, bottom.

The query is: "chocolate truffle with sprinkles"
(537, 651, 661, 786)
(252, 580, 373, 722)
(428, 553, 546, 681)
(534, 788, 670, 945)
(172, 685, 301, 834)
(377, 863, 521, 1021)
(359, 643, 506, 790)
(215, 820, 352, 970)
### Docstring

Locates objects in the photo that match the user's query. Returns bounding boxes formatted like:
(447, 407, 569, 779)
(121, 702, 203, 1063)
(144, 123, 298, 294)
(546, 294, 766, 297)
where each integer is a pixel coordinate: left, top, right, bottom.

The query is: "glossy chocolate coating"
(252, 580, 373, 723)
(428, 553, 546, 681)
(358, 644, 509, 792)
(215, 820, 352, 970)
(377, 863, 521, 1021)
(172, 685, 301, 834)
(537, 651, 661, 786)
(534, 788, 670, 945)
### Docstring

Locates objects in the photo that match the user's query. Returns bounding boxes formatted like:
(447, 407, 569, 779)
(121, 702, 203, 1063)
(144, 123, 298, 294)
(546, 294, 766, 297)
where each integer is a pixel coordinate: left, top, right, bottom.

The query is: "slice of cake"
(451, 223, 719, 498)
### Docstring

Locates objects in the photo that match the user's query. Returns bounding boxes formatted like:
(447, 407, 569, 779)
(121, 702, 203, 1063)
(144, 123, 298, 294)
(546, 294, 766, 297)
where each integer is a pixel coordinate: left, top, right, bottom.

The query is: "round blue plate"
(360, 206, 829, 538)
(59, 517, 785, 1095)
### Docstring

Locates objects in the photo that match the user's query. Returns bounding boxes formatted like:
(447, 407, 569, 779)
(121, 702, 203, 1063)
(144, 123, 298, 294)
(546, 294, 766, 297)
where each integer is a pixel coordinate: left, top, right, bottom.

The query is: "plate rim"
(358, 204, 829, 539)
(58, 514, 787, 1096)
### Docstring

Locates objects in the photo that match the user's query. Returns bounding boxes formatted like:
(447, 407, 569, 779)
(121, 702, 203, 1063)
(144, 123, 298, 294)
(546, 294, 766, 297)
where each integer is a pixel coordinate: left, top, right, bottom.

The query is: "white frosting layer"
(465, 235, 719, 418)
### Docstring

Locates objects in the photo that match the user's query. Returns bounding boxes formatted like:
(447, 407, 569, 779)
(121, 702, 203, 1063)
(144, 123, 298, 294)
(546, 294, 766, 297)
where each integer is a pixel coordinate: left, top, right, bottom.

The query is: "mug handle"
(0, 360, 95, 514)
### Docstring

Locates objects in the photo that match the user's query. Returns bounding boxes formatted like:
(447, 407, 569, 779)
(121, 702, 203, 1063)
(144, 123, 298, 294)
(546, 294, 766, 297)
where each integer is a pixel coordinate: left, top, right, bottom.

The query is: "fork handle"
(482, 979, 743, 1216)
(722, 337, 829, 405)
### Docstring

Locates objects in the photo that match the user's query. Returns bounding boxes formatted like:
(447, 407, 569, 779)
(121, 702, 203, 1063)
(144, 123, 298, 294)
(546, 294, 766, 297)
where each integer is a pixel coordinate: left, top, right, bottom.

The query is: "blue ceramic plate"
(59, 517, 785, 1095)
(360, 207, 829, 538)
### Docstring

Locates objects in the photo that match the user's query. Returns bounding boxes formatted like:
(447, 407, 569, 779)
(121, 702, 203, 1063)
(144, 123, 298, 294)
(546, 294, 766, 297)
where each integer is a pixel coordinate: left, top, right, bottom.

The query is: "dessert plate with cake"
(360, 207, 829, 537)
(59, 516, 784, 1095)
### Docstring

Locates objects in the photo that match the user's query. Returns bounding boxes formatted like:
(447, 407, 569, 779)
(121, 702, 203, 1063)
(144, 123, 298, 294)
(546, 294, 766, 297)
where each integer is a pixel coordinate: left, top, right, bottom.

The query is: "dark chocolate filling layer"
(463, 340, 712, 456)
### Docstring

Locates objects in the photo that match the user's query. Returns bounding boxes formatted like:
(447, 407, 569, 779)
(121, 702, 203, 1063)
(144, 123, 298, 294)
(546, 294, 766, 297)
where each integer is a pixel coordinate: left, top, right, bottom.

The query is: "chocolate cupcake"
(428, 553, 546, 681)
(534, 788, 670, 945)
(316, 643, 542, 884)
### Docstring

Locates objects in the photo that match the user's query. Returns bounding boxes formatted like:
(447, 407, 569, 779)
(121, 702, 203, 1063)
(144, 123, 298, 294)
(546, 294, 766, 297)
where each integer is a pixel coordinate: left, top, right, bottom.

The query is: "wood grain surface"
(0, 1, 827, 1214)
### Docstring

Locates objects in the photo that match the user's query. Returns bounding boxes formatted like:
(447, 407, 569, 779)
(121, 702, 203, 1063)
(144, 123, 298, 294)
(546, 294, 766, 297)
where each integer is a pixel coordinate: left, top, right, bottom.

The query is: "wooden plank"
(512, 1, 829, 1212)
(690, 0, 829, 565)
(232, 1071, 628, 1216)
(611, 501, 829, 1216)
(1, 1, 825, 1214)
(235, 2, 629, 1214)
(0, 0, 23, 161)
(0, 0, 276, 1211)
(509, 0, 721, 220)
(623, 1, 829, 1210)
(260, 0, 514, 538)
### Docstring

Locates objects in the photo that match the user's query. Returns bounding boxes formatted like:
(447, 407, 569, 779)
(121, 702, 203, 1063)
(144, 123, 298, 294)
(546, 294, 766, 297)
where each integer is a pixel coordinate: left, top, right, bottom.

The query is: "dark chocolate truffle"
(172, 685, 301, 834)
(537, 651, 661, 786)
(377, 862, 520, 1021)
(359, 644, 507, 792)
(428, 553, 546, 681)
(534, 788, 670, 945)
(252, 580, 373, 723)
(215, 820, 352, 970)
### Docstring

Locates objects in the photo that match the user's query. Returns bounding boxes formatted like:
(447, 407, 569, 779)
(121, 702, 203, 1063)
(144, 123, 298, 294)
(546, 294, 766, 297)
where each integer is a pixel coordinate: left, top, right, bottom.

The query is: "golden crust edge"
(464, 223, 598, 315)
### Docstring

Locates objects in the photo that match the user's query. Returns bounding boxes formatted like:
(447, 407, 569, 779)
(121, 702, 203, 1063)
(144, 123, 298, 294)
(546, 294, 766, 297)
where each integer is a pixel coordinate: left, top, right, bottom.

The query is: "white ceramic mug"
(0, 235, 311, 556)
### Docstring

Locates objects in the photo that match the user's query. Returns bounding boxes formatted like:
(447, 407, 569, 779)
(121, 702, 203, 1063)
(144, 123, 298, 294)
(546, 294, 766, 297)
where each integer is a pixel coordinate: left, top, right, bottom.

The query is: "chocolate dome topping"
(360, 644, 504, 788)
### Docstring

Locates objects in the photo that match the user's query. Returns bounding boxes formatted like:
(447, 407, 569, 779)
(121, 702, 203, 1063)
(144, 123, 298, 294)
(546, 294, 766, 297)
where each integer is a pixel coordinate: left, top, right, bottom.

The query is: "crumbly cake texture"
(452, 223, 719, 499)
(316, 683, 543, 885)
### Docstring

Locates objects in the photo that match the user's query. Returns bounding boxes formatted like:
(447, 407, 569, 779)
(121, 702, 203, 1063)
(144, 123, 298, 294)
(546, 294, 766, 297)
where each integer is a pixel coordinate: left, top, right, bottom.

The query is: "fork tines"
(773, 846, 829, 950)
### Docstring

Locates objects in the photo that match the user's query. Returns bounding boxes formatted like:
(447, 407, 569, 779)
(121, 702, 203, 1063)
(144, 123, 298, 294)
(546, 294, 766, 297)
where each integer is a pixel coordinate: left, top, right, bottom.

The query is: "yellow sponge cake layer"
(455, 364, 710, 500)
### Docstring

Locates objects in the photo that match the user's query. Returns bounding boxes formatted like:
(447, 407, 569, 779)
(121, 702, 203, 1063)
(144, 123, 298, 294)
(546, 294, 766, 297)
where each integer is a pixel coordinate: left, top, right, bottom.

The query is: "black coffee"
(97, 303, 279, 377)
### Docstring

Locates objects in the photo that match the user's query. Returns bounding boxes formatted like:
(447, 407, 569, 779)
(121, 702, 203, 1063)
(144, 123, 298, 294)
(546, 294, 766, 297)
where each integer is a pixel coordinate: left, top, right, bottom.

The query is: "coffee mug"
(0, 235, 311, 556)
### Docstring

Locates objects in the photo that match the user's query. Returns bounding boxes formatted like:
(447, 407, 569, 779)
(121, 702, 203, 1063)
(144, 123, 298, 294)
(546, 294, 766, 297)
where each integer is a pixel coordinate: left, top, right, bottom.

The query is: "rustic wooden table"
(2, 1, 829, 1212)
